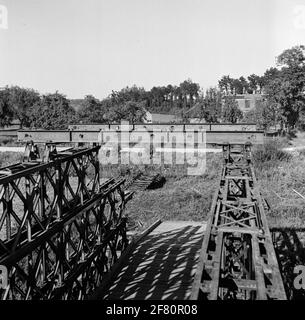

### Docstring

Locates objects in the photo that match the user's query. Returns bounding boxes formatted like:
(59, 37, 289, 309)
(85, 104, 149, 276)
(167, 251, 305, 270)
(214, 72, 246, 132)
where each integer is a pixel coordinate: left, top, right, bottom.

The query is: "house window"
(245, 100, 250, 109)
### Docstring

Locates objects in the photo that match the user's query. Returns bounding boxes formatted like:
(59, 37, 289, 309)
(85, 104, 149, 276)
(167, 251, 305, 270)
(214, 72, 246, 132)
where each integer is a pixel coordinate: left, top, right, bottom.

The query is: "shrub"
(252, 139, 291, 163)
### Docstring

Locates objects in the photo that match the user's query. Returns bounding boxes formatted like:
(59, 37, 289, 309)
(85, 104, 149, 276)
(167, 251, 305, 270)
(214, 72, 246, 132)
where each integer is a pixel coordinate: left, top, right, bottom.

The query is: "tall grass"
(252, 139, 291, 164)
(0, 152, 23, 168)
(0, 137, 22, 147)
(125, 153, 222, 230)
(252, 141, 305, 230)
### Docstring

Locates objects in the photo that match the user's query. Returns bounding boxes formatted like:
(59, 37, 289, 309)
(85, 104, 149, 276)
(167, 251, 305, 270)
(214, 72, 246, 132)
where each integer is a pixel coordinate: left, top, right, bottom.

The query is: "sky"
(0, 0, 305, 99)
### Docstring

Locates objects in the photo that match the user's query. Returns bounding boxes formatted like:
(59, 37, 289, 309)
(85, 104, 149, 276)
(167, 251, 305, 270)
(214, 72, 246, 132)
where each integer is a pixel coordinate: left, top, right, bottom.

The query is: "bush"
(252, 139, 291, 163)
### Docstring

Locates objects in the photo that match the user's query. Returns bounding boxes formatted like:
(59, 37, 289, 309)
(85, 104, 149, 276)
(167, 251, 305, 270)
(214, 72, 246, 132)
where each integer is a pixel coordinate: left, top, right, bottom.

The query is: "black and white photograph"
(1, 0, 305, 308)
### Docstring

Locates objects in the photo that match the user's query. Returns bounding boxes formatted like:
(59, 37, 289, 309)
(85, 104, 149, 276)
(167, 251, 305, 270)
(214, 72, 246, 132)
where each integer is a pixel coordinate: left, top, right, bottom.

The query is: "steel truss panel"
(191, 143, 287, 300)
(0, 146, 132, 300)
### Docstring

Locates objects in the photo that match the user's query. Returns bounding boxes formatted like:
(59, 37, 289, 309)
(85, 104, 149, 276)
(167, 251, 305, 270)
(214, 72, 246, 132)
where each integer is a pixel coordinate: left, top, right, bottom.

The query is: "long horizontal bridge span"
(0, 129, 19, 138)
(69, 123, 257, 132)
(17, 129, 264, 145)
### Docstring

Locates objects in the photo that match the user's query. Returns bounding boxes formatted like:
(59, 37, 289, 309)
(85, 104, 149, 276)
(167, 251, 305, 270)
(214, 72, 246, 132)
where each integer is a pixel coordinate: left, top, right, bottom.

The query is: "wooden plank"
(92, 220, 205, 300)
(89, 219, 162, 299)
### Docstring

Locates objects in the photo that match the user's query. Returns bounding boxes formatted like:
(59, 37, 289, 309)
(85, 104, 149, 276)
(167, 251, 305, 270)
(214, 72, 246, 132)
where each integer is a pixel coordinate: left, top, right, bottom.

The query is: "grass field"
(125, 153, 222, 229)
(1, 139, 305, 299)
(0, 151, 23, 167)
(1, 141, 305, 231)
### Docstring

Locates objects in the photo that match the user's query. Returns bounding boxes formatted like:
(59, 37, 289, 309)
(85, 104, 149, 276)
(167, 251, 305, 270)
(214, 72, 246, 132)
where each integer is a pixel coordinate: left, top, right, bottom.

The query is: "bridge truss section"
(0, 145, 132, 300)
(191, 143, 287, 300)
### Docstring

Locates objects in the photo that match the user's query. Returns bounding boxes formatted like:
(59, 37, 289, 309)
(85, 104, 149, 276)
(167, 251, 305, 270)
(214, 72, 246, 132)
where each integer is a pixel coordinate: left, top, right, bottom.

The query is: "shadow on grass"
(272, 227, 305, 300)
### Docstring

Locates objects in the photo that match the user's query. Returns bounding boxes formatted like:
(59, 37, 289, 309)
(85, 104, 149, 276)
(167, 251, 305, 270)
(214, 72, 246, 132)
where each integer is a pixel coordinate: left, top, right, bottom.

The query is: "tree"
(232, 78, 243, 94)
(277, 45, 305, 69)
(247, 74, 260, 93)
(243, 100, 280, 130)
(264, 45, 305, 131)
(8, 86, 40, 127)
(263, 67, 281, 83)
(28, 92, 77, 129)
(179, 79, 200, 108)
(106, 101, 147, 123)
(0, 87, 14, 127)
(203, 88, 222, 121)
(110, 85, 146, 104)
(222, 96, 243, 123)
(182, 87, 222, 123)
(77, 95, 105, 123)
(219, 75, 234, 94)
(238, 76, 249, 94)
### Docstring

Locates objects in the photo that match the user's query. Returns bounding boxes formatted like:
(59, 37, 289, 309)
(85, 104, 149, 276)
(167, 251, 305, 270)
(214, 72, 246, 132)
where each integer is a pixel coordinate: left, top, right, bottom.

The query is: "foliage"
(217, 45, 305, 131)
(264, 46, 305, 130)
(218, 75, 234, 94)
(252, 139, 291, 163)
(0, 152, 23, 168)
(8, 86, 40, 127)
(218, 75, 263, 94)
(247, 74, 264, 93)
(106, 100, 147, 123)
(77, 95, 105, 123)
(182, 87, 222, 122)
(110, 85, 147, 104)
(1, 44, 305, 130)
(0, 87, 14, 126)
(28, 92, 77, 129)
(221, 96, 243, 123)
(243, 100, 280, 130)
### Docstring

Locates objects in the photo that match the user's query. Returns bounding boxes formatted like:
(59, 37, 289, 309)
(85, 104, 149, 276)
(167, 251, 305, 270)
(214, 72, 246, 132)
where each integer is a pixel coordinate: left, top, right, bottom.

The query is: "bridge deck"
(100, 221, 206, 300)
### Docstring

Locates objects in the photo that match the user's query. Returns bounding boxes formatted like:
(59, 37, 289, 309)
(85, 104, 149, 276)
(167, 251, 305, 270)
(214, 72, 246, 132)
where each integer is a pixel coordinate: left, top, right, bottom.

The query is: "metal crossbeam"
(68, 123, 258, 132)
(17, 129, 264, 145)
(191, 143, 287, 300)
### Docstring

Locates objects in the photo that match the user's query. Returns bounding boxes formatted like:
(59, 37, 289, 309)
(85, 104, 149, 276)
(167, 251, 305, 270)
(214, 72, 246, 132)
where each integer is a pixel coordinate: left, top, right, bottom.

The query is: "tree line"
(0, 79, 203, 129)
(242, 45, 305, 131)
(0, 45, 305, 131)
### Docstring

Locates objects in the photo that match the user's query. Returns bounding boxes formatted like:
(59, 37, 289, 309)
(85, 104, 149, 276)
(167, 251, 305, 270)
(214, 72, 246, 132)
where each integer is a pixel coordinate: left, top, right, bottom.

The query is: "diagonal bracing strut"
(191, 143, 287, 300)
